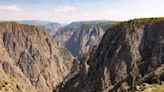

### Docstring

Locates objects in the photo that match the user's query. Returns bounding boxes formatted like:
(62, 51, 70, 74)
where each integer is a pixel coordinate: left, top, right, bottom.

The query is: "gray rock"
(58, 18, 164, 92)
(55, 21, 115, 60)
(0, 22, 79, 92)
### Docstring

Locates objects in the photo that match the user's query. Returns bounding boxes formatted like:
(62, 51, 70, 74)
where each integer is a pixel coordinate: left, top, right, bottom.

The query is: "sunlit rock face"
(0, 22, 79, 92)
(57, 18, 164, 92)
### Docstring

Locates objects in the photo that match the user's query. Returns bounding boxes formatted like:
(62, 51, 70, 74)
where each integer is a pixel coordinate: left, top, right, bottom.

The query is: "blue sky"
(0, 0, 163, 23)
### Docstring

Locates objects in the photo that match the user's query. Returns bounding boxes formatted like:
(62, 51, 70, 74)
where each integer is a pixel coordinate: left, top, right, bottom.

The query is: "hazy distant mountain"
(66, 20, 116, 29)
(18, 20, 63, 35)
(17, 20, 54, 25)
(43, 23, 63, 35)
(55, 21, 117, 60)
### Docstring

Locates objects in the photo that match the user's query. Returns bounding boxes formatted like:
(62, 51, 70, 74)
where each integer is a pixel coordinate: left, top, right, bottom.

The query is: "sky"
(0, 0, 163, 23)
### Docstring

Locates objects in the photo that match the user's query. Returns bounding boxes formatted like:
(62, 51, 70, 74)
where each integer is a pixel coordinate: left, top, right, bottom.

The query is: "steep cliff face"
(55, 21, 115, 60)
(0, 22, 79, 92)
(58, 18, 164, 92)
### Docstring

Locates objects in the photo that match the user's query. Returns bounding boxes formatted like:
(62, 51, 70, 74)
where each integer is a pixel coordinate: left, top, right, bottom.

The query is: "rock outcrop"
(58, 18, 164, 92)
(0, 22, 79, 92)
(55, 21, 115, 60)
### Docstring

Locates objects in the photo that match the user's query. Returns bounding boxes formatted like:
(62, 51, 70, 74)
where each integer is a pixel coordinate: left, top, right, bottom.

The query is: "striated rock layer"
(58, 18, 164, 92)
(0, 22, 79, 92)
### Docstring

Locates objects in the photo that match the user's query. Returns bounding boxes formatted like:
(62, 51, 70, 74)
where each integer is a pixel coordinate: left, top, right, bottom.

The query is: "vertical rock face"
(0, 22, 79, 92)
(55, 21, 115, 60)
(58, 18, 164, 92)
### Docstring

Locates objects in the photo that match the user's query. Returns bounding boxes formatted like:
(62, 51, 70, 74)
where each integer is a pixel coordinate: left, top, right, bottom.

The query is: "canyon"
(0, 18, 163, 92)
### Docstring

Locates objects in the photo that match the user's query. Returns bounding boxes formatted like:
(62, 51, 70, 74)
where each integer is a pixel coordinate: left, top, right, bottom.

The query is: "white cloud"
(0, 4, 150, 23)
(0, 5, 49, 21)
(0, 5, 22, 12)
(0, 2, 163, 23)
(54, 5, 76, 14)
(0, 6, 119, 23)
(0, 5, 79, 23)
(57, 9, 120, 22)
